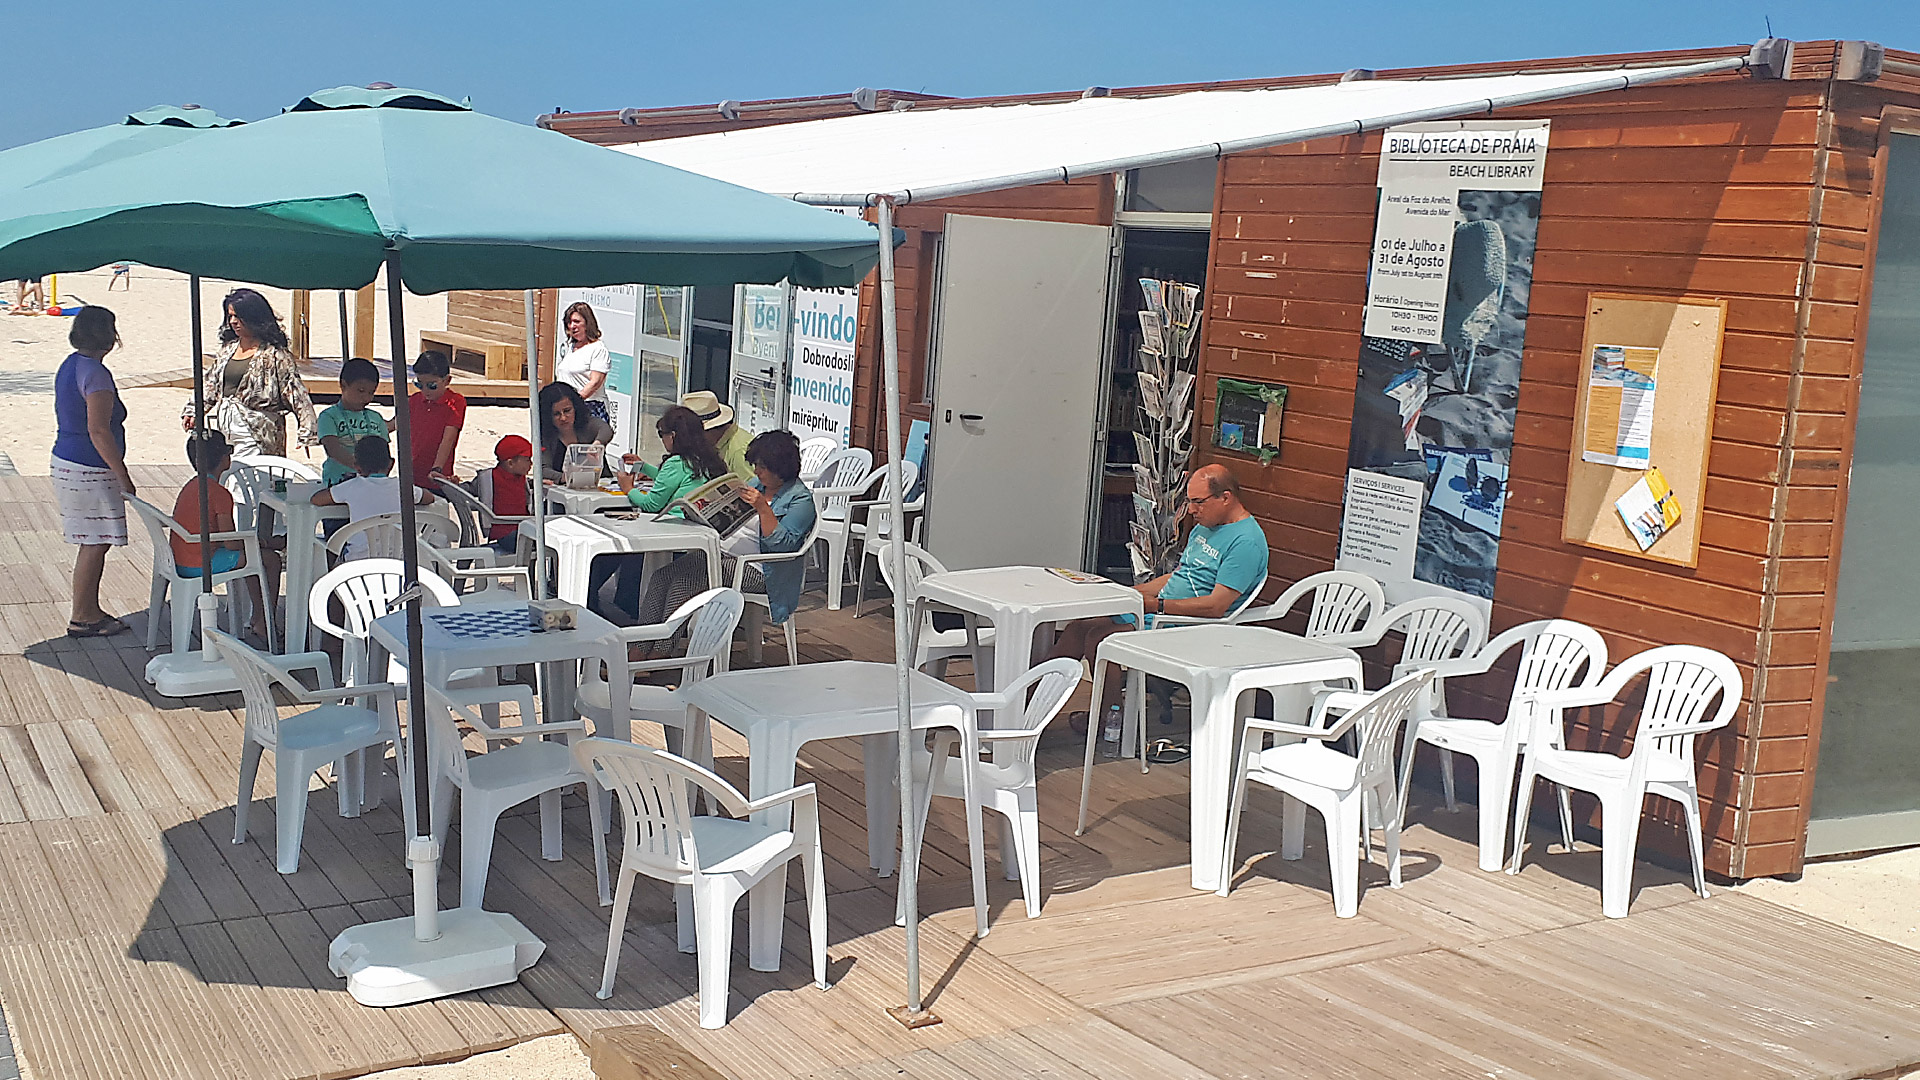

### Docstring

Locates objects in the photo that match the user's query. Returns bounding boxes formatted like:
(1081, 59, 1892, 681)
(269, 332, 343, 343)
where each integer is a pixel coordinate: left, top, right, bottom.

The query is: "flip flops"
(67, 614, 130, 638)
(1147, 739, 1190, 765)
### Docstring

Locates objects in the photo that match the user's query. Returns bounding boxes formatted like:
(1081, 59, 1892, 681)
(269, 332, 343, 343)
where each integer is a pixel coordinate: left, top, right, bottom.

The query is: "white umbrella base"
(145, 650, 242, 696)
(329, 908, 544, 1007)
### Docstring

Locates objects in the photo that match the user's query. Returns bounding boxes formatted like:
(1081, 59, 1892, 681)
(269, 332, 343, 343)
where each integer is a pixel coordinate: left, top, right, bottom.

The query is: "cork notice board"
(1561, 292, 1726, 567)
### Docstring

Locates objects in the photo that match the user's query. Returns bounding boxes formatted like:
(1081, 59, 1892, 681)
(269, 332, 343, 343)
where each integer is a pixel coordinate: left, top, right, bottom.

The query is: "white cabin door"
(924, 214, 1115, 571)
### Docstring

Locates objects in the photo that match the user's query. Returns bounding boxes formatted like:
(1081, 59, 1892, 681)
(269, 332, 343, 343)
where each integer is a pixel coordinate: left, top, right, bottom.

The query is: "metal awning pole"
(189, 276, 212, 578)
(875, 195, 930, 1024)
(526, 289, 547, 597)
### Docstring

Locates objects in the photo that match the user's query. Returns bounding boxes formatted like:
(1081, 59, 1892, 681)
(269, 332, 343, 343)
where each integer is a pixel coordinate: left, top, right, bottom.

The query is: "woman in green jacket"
(608, 405, 731, 618)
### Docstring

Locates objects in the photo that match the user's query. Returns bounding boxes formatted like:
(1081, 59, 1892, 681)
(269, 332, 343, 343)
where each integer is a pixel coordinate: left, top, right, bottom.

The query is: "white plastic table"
(1080, 624, 1363, 891)
(523, 514, 721, 607)
(258, 480, 349, 653)
(679, 661, 991, 930)
(912, 566, 1144, 701)
(369, 597, 631, 736)
(544, 484, 633, 516)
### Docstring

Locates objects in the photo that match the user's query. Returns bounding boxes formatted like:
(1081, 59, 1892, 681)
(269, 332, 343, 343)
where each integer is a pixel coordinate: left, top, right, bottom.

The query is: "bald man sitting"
(1048, 463, 1270, 729)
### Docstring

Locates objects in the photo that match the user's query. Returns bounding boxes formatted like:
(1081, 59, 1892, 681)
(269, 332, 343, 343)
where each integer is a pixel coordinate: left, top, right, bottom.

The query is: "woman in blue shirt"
(51, 307, 134, 637)
(627, 429, 817, 637)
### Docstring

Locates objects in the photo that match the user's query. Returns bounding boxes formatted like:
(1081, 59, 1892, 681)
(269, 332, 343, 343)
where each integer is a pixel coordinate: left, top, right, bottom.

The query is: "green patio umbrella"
(0, 86, 882, 1006)
(0, 104, 244, 649)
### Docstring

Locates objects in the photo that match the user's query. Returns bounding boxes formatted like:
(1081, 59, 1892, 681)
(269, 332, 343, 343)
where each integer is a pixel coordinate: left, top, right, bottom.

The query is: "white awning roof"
(614, 58, 1747, 205)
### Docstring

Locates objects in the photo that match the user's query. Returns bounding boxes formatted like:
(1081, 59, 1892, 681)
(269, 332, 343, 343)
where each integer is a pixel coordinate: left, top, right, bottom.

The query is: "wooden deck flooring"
(0, 468, 1913, 1079)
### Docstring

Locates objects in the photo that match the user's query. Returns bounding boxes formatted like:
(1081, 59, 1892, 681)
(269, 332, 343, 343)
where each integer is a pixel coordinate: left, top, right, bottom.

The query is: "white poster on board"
(788, 286, 858, 446)
(556, 285, 639, 454)
(731, 284, 787, 436)
(1338, 119, 1551, 616)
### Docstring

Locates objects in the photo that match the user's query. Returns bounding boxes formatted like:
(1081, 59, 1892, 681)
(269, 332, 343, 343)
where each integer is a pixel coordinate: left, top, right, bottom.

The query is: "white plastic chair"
(1507, 644, 1740, 918)
(876, 541, 994, 681)
(210, 627, 403, 874)
(905, 657, 1081, 926)
(1314, 596, 1487, 716)
(577, 587, 745, 766)
(1235, 569, 1386, 643)
(441, 474, 533, 554)
(1091, 570, 1271, 778)
(228, 454, 321, 532)
(796, 436, 839, 484)
(737, 510, 829, 666)
(421, 535, 531, 596)
(306, 559, 499, 712)
(129, 496, 275, 653)
(575, 739, 826, 1028)
(807, 448, 877, 610)
(848, 460, 923, 613)
(425, 683, 604, 910)
(1398, 619, 1606, 871)
(325, 507, 464, 561)
(1218, 670, 1432, 917)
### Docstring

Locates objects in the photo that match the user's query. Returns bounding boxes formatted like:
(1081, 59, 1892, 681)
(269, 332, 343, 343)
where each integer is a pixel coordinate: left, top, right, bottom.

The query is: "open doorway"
(1092, 227, 1211, 580)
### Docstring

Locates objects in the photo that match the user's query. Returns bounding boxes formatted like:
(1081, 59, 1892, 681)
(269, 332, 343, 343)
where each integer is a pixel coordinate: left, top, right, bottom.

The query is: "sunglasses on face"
(415, 378, 444, 391)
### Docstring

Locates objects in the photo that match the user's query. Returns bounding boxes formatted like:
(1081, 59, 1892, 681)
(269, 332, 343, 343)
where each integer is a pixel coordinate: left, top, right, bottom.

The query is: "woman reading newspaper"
(627, 429, 815, 646)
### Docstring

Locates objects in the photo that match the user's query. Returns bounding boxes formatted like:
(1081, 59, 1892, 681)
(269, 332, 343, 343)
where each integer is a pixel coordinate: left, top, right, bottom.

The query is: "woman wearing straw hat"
(682, 389, 750, 479)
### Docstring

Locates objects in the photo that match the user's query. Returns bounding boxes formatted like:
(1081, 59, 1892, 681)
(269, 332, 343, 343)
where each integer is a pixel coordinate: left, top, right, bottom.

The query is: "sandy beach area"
(1, 265, 535, 481)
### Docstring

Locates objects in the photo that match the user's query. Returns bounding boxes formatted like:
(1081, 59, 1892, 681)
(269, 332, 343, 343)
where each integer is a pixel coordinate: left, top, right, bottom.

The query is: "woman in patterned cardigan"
(181, 288, 318, 459)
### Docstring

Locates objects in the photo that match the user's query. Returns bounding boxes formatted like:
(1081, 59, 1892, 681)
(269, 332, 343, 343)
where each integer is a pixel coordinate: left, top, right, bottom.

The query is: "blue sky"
(2, 0, 1916, 150)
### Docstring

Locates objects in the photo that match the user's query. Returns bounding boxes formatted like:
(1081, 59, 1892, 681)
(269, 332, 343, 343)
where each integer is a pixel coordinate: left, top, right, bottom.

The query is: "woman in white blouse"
(556, 301, 612, 424)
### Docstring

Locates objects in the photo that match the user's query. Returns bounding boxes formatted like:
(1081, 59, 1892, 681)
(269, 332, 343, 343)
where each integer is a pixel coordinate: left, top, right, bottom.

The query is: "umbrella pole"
(877, 196, 935, 1028)
(190, 276, 213, 601)
(381, 250, 439, 942)
(338, 291, 350, 364)
(525, 289, 546, 598)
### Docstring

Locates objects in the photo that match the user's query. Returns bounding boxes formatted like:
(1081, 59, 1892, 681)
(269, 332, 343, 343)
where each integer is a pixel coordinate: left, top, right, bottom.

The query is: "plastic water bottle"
(1100, 703, 1124, 757)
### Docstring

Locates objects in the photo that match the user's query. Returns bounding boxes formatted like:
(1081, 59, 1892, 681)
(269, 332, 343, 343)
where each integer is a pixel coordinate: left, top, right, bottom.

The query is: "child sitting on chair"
(480, 434, 534, 555)
(311, 436, 431, 560)
(172, 429, 272, 644)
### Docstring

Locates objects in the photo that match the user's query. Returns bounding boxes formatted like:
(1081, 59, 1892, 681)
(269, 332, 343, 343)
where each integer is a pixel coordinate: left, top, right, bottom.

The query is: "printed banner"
(788, 286, 858, 446)
(1337, 120, 1551, 613)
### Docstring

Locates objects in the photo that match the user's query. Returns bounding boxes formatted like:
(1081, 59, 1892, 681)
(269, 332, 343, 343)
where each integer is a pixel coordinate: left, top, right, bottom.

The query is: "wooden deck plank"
(0, 725, 66, 821)
(25, 723, 107, 818)
(0, 940, 111, 1080)
(177, 920, 329, 1080)
(112, 808, 218, 929)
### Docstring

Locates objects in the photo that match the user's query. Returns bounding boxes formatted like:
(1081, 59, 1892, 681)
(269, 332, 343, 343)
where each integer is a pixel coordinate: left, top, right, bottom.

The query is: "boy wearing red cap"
(483, 434, 534, 553)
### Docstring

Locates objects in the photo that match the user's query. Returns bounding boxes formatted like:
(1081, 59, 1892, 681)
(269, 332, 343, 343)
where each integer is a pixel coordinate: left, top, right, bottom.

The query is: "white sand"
(0, 265, 532, 479)
(361, 1035, 592, 1080)
(1735, 845, 1920, 954)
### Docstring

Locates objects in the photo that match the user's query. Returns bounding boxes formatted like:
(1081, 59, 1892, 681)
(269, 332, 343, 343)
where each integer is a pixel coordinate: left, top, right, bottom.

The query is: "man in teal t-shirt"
(1048, 463, 1270, 726)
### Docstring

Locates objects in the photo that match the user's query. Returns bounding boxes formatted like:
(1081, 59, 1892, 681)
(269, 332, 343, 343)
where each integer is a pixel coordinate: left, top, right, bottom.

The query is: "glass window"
(1124, 158, 1218, 214)
(639, 286, 684, 340)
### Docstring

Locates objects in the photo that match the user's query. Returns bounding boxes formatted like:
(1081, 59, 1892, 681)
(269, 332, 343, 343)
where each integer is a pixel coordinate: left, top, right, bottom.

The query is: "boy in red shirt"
(171, 429, 273, 644)
(406, 350, 465, 487)
(482, 434, 534, 553)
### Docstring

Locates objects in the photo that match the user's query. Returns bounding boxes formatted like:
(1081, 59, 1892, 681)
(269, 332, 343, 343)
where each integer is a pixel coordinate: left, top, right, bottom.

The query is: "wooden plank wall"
(443, 289, 558, 382)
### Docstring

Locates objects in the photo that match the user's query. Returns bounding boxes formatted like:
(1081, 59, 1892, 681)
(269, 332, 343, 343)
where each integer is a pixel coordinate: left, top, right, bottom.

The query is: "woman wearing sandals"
(52, 307, 134, 637)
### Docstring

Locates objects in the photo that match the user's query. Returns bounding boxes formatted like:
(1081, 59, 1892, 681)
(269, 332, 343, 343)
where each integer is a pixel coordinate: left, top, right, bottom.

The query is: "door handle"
(959, 413, 984, 422)
(959, 413, 986, 434)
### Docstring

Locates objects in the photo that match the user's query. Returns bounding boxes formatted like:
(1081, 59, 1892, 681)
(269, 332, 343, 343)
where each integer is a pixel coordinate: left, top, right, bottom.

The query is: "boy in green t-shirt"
(317, 358, 391, 488)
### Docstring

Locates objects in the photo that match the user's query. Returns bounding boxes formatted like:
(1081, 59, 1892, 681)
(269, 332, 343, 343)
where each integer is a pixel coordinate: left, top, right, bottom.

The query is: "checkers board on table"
(427, 607, 537, 639)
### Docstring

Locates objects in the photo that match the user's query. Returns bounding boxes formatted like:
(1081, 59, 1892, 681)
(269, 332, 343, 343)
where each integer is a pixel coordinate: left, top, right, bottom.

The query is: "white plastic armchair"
(441, 474, 533, 554)
(1151, 571, 1270, 628)
(129, 496, 276, 653)
(735, 511, 828, 666)
(850, 460, 924, 614)
(574, 738, 827, 1028)
(811, 453, 885, 611)
(797, 436, 839, 483)
(1507, 644, 1740, 918)
(903, 657, 1081, 934)
(424, 683, 601, 910)
(1218, 670, 1432, 917)
(209, 627, 406, 873)
(1397, 619, 1606, 870)
(576, 587, 744, 767)
(421, 535, 531, 596)
(229, 454, 321, 532)
(325, 507, 463, 561)
(877, 541, 994, 681)
(1235, 570, 1386, 646)
(307, 559, 503, 721)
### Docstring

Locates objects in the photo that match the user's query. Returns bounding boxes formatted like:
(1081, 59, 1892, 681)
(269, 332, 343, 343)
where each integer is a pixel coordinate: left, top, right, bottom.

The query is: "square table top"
(370, 597, 620, 662)
(680, 660, 976, 733)
(915, 566, 1142, 621)
(1102, 623, 1358, 672)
